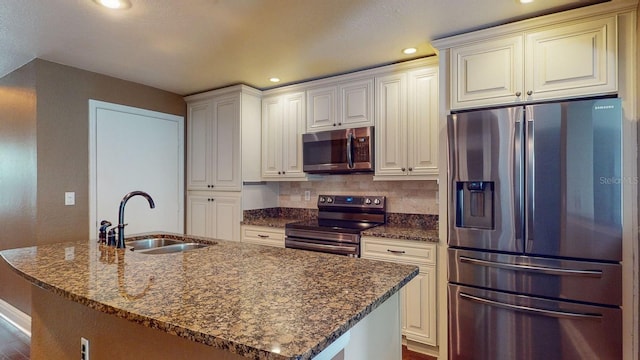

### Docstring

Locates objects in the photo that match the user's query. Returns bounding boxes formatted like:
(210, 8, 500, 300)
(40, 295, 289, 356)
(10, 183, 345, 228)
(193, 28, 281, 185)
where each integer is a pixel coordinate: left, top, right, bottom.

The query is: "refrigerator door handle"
(459, 256, 603, 278)
(525, 110, 535, 247)
(459, 292, 603, 321)
(514, 111, 524, 243)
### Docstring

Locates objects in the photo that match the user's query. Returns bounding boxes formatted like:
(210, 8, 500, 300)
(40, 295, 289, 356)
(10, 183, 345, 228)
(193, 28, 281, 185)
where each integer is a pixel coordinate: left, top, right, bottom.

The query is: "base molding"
(0, 298, 31, 337)
(403, 337, 439, 358)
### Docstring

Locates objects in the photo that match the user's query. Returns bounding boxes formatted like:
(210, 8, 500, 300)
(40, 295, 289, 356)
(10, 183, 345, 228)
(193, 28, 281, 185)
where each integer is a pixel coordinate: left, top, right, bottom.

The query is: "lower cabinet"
(361, 236, 437, 346)
(241, 225, 285, 248)
(186, 192, 241, 241)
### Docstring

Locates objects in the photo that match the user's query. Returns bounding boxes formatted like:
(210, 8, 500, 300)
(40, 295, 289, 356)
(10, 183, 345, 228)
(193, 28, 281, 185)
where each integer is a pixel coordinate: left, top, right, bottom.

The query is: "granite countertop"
(362, 225, 439, 243)
(1, 233, 418, 360)
(241, 217, 299, 229)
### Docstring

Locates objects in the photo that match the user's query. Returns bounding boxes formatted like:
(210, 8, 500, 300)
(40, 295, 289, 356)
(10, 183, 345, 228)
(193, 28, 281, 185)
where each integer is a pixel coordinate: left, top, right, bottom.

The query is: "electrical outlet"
(81, 337, 89, 360)
(304, 190, 311, 201)
(65, 192, 75, 206)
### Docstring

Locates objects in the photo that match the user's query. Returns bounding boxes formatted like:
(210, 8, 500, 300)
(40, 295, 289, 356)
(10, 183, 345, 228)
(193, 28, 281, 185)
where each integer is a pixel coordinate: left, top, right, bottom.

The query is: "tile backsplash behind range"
(279, 174, 438, 215)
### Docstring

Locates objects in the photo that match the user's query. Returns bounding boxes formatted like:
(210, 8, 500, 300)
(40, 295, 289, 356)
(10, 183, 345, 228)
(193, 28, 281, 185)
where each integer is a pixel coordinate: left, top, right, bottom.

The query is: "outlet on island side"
(304, 190, 311, 201)
(81, 337, 89, 360)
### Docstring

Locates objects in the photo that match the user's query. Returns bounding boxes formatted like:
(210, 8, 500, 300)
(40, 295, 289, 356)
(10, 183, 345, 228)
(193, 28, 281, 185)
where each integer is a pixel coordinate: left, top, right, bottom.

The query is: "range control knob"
(319, 197, 326, 203)
(365, 198, 372, 205)
(326, 197, 333, 203)
(374, 198, 381, 205)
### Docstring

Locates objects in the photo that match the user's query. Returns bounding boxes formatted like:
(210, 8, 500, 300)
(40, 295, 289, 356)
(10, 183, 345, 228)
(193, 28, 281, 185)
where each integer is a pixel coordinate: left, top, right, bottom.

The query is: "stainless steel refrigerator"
(447, 97, 622, 360)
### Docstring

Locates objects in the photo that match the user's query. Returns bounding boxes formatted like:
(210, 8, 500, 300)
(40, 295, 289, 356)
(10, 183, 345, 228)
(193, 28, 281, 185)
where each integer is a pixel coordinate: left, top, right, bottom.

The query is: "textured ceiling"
(0, 0, 609, 95)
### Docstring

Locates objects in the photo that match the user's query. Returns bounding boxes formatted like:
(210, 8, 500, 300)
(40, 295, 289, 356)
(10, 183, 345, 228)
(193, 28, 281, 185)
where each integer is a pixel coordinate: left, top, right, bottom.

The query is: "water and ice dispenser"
(455, 181, 495, 230)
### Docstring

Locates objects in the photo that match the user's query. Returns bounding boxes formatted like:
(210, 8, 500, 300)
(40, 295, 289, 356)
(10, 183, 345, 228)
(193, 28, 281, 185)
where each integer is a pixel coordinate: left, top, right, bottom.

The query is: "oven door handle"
(286, 239, 358, 256)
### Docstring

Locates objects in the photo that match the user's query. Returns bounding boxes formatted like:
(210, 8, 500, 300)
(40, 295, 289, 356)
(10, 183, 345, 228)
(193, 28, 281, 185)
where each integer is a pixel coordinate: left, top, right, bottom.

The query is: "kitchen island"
(0, 233, 418, 359)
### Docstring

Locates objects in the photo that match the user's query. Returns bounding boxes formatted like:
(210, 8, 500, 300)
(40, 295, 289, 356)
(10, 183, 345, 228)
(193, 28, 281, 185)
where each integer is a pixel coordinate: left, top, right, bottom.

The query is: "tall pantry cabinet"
(184, 85, 262, 241)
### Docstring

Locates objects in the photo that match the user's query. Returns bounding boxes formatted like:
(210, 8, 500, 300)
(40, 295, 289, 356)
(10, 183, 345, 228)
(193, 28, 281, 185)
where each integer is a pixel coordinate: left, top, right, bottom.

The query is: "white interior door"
(89, 100, 184, 240)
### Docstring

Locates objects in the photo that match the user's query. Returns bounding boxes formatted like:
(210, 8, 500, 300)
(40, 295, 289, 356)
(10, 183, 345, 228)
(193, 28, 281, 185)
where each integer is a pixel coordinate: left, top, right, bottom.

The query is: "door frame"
(88, 100, 185, 239)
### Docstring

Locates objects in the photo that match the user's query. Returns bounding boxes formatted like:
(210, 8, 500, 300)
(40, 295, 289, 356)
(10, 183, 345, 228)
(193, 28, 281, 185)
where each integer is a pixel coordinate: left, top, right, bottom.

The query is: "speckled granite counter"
(1, 233, 418, 360)
(362, 225, 439, 242)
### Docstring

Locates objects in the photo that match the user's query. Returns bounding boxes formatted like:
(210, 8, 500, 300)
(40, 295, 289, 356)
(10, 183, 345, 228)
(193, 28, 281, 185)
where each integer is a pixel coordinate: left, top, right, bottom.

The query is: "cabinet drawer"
(242, 226, 285, 248)
(361, 237, 436, 266)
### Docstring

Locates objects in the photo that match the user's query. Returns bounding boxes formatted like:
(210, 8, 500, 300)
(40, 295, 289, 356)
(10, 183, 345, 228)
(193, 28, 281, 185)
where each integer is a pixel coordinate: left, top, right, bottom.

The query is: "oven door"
(285, 237, 360, 257)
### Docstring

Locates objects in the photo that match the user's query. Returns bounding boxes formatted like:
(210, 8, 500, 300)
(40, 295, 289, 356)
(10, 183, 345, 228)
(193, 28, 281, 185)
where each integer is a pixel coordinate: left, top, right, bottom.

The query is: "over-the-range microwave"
(302, 126, 374, 174)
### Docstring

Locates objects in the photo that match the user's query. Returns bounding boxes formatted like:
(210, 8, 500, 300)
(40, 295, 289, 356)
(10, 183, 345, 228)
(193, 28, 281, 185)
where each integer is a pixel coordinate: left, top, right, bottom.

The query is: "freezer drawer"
(449, 249, 621, 306)
(449, 284, 621, 360)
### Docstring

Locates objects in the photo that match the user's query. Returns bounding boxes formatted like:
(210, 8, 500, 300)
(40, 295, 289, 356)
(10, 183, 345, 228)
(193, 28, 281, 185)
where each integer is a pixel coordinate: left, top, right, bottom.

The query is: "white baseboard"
(0, 298, 31, 337)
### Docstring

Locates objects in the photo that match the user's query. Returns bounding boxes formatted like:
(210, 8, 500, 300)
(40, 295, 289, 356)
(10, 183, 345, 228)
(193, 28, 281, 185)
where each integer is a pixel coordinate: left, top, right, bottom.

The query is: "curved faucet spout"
(117, 191, 155, 248)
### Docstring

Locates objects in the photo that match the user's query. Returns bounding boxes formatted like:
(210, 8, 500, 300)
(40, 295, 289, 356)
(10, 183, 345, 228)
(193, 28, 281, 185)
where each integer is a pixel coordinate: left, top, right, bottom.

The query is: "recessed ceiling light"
(402, 47, 417, 55)
(93, 0, 132, 10)
(519, 0, 534, 3)
(269, 77, 281, 83)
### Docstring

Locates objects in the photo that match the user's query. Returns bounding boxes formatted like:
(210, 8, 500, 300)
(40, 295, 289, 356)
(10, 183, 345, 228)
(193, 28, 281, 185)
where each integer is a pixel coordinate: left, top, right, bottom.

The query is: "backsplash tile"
(279, 174, 439, 215)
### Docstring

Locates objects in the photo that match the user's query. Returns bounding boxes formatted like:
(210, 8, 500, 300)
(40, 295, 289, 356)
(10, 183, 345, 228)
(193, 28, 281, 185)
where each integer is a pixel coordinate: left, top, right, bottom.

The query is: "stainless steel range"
(285, 195, 386, 257)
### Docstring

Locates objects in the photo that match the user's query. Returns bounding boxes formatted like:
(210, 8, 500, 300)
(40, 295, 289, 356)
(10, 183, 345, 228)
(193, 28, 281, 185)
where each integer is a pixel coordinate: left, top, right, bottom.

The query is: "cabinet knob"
(282, 171, 286, 175)
(278, 171, 281, 175)
(333, 123, 337, 126)
(401, 167, 406, 172)
(338, 123, 342, 126)
(515, 91, 521, 97)
(408, 167, 413, 171)
(527, 90, 533, 96)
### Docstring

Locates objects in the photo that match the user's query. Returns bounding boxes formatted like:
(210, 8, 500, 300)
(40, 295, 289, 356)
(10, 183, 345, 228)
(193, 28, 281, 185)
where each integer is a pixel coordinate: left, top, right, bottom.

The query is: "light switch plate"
(65, 192, 75, 206)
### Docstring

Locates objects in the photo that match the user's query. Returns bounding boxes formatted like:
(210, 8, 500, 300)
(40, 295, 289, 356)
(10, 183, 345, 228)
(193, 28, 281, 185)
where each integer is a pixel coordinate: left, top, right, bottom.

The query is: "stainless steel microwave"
(302, 126, 374, 174)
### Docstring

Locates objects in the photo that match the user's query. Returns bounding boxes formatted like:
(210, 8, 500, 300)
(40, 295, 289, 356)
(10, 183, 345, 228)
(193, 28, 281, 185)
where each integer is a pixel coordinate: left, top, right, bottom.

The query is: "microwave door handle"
(346, 132, 354, 169)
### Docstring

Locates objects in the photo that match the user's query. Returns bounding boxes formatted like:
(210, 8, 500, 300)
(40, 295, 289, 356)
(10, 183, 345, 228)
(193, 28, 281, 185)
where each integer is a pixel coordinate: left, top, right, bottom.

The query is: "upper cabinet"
(375, 61, 439, 180)
(306, 77, 374, 132)
(444, 14, 617, 110)
(186, 85, 262, 189)
(261, 91, 307, 180)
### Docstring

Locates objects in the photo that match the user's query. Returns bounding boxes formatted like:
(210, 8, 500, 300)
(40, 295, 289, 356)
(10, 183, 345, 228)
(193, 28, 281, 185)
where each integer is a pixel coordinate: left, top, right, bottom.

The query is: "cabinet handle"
(515, 91, 521, 97)
(257, 234, 269, 238)
(527, 90, 533, 96)
(387, 249, 406, 254)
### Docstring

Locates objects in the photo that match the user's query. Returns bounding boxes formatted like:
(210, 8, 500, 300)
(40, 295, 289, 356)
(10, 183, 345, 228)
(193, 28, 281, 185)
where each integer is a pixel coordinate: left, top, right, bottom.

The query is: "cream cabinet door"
(211, 94, 241, 191)
(187, 94, 241, 191)
(450, 35, 524, 109)
(281, 92, 306, 178)
(525, 15, 617, 101)
(339, 78, 374, 128)
(187, 100, 213, 190)
(407, 67, 438, 177)
(261, 92, 306, 180)
(261, 95, 284, 178)
(186, 192, 240, 241)
(306, 86, 337, 132)
(375, 73, 408, 176)
(401, 266, 437, 346)
(186, 193, 214, 237)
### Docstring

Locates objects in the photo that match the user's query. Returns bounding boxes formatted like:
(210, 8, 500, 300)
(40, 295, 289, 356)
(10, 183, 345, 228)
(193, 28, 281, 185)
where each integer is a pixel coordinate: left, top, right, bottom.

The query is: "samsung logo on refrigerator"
(594, 105, 615, 110)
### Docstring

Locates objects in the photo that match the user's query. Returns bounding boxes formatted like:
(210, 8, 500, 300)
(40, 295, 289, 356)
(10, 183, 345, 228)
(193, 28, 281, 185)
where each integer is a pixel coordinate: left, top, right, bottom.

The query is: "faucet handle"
(98, 220, 113, 244)
(107, 228, 117, 247)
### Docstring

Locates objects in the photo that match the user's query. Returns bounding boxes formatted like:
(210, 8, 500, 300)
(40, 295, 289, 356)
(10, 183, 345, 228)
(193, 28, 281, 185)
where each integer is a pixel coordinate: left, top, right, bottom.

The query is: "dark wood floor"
(0, 315, 434, 359)
(0, 316, 29, 360)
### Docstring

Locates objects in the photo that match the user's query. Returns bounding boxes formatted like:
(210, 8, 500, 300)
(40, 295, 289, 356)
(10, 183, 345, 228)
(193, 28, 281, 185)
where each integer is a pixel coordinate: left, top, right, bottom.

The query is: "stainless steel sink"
(126, 238, 184, 250)
(137, 242, 209, 254)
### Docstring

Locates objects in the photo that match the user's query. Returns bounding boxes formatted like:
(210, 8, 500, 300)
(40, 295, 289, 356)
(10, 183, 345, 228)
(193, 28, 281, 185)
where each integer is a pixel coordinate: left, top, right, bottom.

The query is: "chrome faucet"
(116, 191, 155, 248)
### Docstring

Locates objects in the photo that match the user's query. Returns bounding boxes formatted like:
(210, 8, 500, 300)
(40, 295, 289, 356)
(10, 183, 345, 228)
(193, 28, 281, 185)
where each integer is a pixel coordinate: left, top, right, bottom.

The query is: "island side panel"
(342, 292, 401, 360)
(30, 286, 247, 360)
